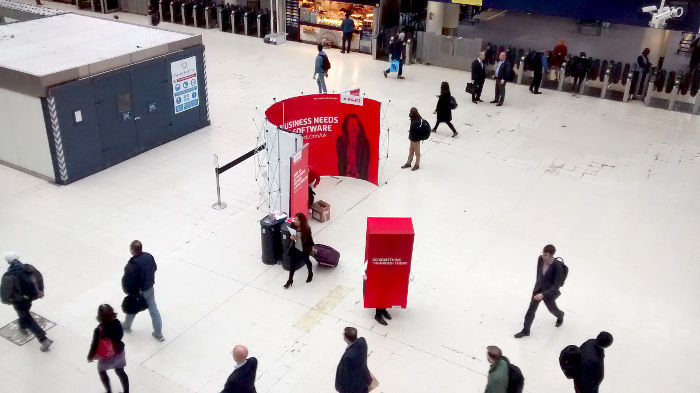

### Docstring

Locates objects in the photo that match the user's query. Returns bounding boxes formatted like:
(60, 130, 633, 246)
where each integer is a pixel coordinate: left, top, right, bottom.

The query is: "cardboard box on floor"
(311, 201, 331, 222)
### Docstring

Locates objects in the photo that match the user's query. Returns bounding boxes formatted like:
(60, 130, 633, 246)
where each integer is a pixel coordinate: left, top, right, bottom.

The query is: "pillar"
(442, 3, 459, 36)
(426, 1, 444, 35)
(640, 28, 672, 68)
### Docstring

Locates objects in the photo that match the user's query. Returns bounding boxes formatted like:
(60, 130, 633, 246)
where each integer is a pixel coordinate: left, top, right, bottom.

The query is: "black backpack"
(525, 51, 538, 70)
(420, 119, 431, 140)
(507, 363, 525, 393)
(449, 96, 458, 110)
(322, 55, 331, 71)
(4, 265, 42, 301)
(559, 345, 582, 379)
(555, 257, 569, 287)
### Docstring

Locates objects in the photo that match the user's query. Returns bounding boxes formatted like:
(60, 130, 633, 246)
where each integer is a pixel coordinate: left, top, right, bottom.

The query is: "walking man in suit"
(490, 51, 514, 106)
(221, 345, 257, 393)
(471, 51, 486, 103)
(514, 244, 566, 338)
(335, 327, 372, 393)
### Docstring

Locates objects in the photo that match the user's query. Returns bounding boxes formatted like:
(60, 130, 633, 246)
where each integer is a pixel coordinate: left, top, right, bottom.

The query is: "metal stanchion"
(181, 1, 187, 25)
(212, 154, 227, 210)
(558, 62, 566, 91)
(623, 70, 634, 102)
(516, 56, 525, 85)
(193, 5, 199, 27)
(668, 77, 680, 111)
(644, 70, 656, 106)
(406, 39, 413, 65)
(600, 66, 611, 99)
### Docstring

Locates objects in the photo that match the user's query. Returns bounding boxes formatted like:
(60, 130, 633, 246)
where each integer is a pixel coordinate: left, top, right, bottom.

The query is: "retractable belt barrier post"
(668, 77, 680, 111)
(644, 69, 656, 106)
(211, 144, 266, 210)
(517, 56, 525, 85)
(558, 62, 566, 91)
(601, 65, 611, 99)
(406, 39, 413, 64)
(623, 67, 635, 102)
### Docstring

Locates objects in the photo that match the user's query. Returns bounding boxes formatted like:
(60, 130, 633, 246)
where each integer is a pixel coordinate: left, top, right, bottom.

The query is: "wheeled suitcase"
(312, 244, 339, 267)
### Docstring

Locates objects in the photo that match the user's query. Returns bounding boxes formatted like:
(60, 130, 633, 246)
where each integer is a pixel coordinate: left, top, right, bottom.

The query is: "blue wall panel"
(42, 45, 210, 184)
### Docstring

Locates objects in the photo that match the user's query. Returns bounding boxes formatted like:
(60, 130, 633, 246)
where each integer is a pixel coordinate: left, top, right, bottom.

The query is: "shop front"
(286, 0, 376, 54)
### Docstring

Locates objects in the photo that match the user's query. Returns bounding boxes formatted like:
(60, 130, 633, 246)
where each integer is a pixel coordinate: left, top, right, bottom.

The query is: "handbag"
(465, 82, 475, 94)
(389, 60, 400, 73)
(95, 326, 116, 360)
(369, 372, 379, 391)
(121, 293, 148, 314)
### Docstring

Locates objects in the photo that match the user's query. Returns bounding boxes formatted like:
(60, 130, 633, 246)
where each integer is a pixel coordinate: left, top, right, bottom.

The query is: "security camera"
(642, 5, 657, 13)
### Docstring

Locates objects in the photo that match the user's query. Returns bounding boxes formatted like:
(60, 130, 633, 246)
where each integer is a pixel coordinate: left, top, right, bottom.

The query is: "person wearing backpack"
(1, 251, 53, 352)
(571, 52, 591, 94)
(401, 107, 427, 171)
(502, 355, 525, 393)
(313, 44, 330, 93)
(432, 82, 458, 137)
(485, 346, 509, 393)
(121, 240, 164, 341)
(573, 331, 613, 393)
(87, 304, 129, 393)
(528, 50, 548, 95)
(514, 244, 566, 338)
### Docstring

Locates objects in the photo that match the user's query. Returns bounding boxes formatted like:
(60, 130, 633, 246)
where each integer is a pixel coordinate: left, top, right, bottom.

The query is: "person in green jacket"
(485, 346, 509, 393)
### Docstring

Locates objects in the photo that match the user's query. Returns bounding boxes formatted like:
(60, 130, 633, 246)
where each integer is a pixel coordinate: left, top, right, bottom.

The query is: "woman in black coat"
(87, 304, 129, 393)
(401, 107, 423, 171)
(284, 213, 315, 288)
(432, 81, 458, 137)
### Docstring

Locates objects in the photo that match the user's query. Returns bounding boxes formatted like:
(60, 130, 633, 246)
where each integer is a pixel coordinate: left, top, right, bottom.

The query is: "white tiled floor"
(1, 4, 700, 393)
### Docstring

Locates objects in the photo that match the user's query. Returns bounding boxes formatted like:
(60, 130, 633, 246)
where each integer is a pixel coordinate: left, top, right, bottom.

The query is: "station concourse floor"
(1, 3, 700, 392)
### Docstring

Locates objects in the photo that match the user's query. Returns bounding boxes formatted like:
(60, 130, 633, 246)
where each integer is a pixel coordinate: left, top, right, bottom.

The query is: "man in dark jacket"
(471, 51, 486, 103)
(1, 251, 53, 352)
(636, 48, 652, 95)
(341, 12, 355, 54)
(383, 33, 406, 79)
(573, 332, 613, 393)
(335, 327, 372, 393)
(222, 345, 257, 393)
(490, 51, 513, 106)
(121, 240, 164, 341)
(571, 52, 591, 94)
(528, 50, 548, 94)
(514, 244, 566, 338)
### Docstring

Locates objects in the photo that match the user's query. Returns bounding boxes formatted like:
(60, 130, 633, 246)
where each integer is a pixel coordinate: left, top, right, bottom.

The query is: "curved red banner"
(266, 94, 381, 186)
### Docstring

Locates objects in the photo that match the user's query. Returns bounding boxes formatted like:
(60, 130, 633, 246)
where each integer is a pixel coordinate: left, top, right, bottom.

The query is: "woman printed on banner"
(336, 113, 370, 181)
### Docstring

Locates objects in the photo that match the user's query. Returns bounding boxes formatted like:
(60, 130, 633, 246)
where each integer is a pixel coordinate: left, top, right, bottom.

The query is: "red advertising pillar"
(289, 144, 309, 218)
(363, 217, 415, 309)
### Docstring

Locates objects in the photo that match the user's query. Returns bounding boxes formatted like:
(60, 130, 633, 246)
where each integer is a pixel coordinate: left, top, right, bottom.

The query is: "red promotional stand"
(363, 217, 415, 309)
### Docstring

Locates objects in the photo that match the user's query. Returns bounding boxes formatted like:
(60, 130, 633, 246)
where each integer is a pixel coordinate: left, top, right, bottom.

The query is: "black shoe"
(496, 103, 503, 107)
(533, 91, 542, 95)
(374, 314, 388, 326)
(489, 100, 498, 103)
(382, 310, 392, 320)
(397, 76, 405, 79)
(383, 71, 388, 78)
(452, 131, 458, 138)
(283, 280, 293, 289)
(528, 87, 533, 93)
(472, 100, 478, 104)
(514, 330, 530, 339)
(556, 314, 564, 327)
(477, 99, 484, 102)
(306, 272, 313, 283)
(401, 163, 411, 169)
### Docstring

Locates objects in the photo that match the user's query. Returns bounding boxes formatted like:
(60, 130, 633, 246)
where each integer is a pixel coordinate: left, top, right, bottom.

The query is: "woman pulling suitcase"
(284, 213, 314, 288)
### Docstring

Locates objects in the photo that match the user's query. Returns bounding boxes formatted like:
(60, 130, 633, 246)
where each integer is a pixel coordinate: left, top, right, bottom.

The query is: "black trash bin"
(260, 215, 285, 264)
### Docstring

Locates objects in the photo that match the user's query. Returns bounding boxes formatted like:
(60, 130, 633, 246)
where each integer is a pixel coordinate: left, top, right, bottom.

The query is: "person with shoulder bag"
(432, 81, 458, 137)
(0, 251, 53, 352)
(401, 107, 426, 171)
(121, 240, 164, 341)
(87, 304, 129, 393)
(284, 213, 314, 288)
